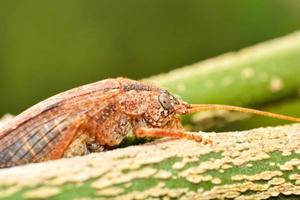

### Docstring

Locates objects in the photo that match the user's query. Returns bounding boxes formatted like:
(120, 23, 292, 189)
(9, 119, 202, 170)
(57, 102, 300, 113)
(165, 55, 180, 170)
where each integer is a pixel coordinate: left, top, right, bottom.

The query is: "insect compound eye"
(158, 92, 172, 110)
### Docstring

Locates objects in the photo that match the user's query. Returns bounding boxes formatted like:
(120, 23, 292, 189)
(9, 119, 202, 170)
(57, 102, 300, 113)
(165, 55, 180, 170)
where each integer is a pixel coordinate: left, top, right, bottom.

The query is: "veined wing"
(0, 79, 121, 167)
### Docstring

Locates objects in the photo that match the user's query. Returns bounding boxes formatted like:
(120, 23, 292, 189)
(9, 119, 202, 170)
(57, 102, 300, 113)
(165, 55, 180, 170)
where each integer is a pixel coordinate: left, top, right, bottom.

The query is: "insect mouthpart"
(174, 101, 191, 115)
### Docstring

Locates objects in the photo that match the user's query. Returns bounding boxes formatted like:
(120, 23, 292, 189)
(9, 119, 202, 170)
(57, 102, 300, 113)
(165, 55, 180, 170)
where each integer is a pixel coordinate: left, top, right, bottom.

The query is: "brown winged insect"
(1, 78, 300, 168)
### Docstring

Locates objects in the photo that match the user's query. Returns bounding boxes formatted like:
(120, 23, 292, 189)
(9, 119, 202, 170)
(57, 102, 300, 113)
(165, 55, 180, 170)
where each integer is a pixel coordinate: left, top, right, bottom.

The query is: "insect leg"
(133, 127, 211, 144)
(86, 140, 104, 154)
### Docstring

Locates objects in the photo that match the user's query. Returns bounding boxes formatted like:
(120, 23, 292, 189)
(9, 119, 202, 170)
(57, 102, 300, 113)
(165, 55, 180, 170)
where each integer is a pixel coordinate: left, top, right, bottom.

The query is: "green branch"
(147, 31, 300, 130)
(1, 124, 300, 199)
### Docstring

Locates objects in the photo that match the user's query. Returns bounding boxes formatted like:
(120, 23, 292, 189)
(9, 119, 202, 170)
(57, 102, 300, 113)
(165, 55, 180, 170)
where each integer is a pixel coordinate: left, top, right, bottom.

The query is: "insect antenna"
(188, 104, 300, 123)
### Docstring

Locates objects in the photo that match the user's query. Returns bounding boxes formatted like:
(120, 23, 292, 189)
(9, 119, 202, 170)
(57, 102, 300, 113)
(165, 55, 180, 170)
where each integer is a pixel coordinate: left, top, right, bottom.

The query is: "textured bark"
(0, 124, 300, 199)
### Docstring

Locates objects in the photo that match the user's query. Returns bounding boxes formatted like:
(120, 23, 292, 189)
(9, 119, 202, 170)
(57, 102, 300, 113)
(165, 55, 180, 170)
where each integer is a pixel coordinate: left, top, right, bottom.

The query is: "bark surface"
(0, 124, 300, 199)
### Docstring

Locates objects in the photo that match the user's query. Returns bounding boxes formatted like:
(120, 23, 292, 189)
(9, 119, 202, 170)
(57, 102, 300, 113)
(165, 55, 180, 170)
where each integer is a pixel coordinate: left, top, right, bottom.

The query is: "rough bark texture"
(0, 124, 300, 199)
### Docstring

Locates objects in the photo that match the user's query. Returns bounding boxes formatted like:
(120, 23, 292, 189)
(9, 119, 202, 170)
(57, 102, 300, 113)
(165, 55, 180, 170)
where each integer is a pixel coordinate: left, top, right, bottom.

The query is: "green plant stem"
(148, 32, 300, 107)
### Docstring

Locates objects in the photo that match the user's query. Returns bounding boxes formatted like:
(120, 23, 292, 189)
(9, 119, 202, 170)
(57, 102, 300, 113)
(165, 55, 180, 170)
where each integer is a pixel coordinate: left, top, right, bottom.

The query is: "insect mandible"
(1, 78, 300, 168)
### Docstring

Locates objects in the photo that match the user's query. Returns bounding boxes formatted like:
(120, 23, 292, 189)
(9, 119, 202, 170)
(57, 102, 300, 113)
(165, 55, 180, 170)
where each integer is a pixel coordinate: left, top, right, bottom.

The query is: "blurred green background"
(1, 0, 300, 115)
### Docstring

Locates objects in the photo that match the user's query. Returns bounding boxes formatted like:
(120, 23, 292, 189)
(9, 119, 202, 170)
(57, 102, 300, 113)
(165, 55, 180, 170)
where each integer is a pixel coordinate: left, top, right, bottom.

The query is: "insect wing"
(0, 79, 121, 167)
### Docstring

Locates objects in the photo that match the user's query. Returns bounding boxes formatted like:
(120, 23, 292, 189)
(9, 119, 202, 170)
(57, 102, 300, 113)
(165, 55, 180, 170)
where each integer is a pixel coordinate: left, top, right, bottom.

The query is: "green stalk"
(148, 31, 300, 107)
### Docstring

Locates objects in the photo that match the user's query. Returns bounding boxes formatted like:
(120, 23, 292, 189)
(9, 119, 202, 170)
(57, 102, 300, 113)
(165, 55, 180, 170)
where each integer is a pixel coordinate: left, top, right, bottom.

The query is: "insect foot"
(134, 127, 212, 144)
(86, 141, 105, 153)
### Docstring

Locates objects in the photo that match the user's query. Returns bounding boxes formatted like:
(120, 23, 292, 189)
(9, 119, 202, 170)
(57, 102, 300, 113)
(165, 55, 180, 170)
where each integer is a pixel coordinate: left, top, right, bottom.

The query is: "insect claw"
(188, 133, 213, 145)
